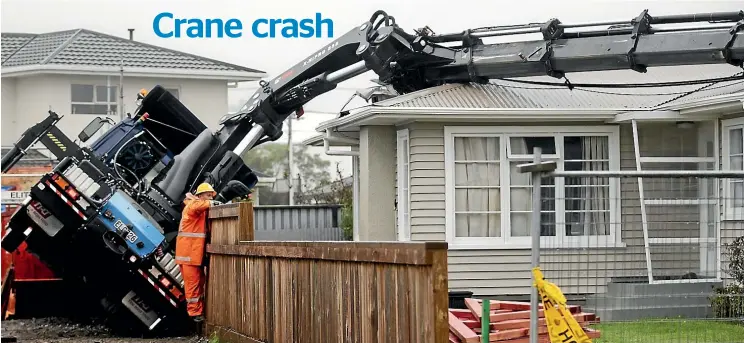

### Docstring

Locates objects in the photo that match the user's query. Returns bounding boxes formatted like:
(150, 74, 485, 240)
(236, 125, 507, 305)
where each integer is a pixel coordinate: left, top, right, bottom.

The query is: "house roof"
(1, 29, 267, 81)
(303, 64, 744, 147)
(374, 64, 744, 110)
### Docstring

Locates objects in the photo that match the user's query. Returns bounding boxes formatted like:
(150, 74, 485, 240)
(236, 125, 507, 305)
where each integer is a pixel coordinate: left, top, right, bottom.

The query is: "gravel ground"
(0, 317, 203, 343)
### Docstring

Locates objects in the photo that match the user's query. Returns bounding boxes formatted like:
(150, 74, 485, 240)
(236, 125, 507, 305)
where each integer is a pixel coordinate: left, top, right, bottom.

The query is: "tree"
(242, 142, 332, 191)
(295, 162, 354, 239)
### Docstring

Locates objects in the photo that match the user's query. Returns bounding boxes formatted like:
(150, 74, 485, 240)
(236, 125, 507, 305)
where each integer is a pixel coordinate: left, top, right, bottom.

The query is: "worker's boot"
(192, 315, 205, 336)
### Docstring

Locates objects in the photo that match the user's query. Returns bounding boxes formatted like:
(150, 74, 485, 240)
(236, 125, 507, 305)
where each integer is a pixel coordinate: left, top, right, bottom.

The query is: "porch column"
(352, 150, 360, 241)
(359, 125, 396, 241)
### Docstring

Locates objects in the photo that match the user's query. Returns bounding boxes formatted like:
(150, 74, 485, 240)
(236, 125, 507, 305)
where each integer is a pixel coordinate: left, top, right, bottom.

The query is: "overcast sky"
(1, 0, 739, 177)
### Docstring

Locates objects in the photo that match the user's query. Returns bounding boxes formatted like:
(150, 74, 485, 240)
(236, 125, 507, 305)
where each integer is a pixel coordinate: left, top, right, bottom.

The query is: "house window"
(396, 129, 411, 241)
(722, 117, 744, 220)
(71, 84, 118, 115)
(444, 126, 620, 248)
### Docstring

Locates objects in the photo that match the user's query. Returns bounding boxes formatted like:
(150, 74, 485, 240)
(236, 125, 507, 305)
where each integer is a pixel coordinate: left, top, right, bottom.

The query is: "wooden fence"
(204, 202, 449, 343)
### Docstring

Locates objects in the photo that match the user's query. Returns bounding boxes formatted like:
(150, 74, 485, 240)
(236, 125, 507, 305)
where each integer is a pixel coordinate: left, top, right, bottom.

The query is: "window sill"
(447, 240, 627, 251)
(722, 208, 744, 222)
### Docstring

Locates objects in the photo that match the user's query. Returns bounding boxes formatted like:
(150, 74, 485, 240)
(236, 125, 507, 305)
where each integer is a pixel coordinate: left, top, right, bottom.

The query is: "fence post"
(207, 201, 255, 245)
(516, 148, 557, 343)
(529, 147, 542, 343)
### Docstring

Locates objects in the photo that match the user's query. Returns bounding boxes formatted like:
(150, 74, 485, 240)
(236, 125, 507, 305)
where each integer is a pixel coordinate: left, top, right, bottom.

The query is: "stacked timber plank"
(448, 298, 601, 343)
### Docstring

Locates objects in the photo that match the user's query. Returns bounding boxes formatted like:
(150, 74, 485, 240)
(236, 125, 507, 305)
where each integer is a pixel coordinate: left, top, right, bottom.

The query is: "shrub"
(711, 284, 744, 318)
(339, 201, 354, 241)
(729, 236, 744, 285)
(710, 236, 744, 319)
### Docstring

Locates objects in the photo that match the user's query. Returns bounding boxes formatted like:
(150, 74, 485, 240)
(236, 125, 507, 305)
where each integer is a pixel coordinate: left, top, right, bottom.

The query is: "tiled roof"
(375, 64, 744, 110)
(1, 29, 264, 74)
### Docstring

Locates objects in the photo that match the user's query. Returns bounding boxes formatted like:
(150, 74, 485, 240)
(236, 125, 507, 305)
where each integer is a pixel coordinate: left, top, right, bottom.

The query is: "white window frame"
(444, 125, 622, 249)
(70, 84, 118, 115)
(396, 129, 411, 241)
(163, 86, 181, 99)
(721, 117, 744, 221)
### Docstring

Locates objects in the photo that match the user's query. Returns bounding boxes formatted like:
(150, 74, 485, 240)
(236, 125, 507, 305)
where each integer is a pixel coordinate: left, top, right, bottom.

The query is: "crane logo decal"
(46, 133, 67, 152)
(303, 40, 339, 67)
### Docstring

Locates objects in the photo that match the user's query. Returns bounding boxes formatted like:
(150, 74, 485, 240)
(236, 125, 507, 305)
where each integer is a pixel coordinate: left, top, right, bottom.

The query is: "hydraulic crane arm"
(217, 10, 744, 157)
(197, 9, 744, 195)
(1, 111, 79, 173)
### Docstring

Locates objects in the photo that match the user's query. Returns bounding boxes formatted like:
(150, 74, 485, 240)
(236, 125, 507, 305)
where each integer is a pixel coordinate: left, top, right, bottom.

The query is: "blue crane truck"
(2, 8, 743, 335)
(1, 86, 258, 334)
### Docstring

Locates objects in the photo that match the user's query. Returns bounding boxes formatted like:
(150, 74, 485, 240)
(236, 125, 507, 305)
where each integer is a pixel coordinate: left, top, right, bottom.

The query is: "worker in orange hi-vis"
(175, 183, 219, 323)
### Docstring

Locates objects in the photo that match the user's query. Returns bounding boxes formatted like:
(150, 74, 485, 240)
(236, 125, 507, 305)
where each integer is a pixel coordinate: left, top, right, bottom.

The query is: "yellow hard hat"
(195, 183, 215, 195)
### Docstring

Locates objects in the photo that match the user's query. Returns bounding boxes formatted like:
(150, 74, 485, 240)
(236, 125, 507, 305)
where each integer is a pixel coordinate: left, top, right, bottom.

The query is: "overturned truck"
(1, 87, 258, 334)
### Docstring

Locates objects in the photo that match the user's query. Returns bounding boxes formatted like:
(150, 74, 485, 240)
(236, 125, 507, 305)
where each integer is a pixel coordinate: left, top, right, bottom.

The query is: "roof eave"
(1, 64, 267, 82)
(314, 106, 629, 132)
(314, 92, 744, 133)
(301, 134, 325, 147)
(660, 91, 744, 112)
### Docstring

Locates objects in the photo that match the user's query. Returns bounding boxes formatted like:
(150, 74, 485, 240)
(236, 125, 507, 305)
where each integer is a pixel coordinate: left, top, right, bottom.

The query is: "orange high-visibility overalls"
(174, 197, 211, 317)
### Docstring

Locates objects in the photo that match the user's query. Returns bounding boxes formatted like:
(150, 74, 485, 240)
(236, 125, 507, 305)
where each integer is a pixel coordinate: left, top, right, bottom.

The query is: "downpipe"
(323, 129, 359, 156)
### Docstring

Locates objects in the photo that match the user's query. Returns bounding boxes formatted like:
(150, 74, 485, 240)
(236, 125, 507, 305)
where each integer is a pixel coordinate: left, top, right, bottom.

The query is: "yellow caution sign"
(532, 267, 592, 343)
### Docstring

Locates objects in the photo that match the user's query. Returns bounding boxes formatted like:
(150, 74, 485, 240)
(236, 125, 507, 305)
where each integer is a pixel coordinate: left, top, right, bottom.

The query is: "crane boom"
(212, 9, 743, 173)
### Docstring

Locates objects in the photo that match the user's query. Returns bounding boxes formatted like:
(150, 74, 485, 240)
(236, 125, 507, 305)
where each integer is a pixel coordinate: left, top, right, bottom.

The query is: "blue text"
(252, 13, 333, 38)
(153, 12, 242, 38)
(152, 12, 334, 39)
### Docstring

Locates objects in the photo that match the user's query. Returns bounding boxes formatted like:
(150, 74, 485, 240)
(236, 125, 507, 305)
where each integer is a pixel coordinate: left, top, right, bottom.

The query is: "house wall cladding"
(396, 120, 741, 297)
(717, 117, 744, 285)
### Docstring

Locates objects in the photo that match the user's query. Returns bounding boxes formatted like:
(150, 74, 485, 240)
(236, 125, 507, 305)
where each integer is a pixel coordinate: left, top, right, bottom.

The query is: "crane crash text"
(152, 12, 334, 38)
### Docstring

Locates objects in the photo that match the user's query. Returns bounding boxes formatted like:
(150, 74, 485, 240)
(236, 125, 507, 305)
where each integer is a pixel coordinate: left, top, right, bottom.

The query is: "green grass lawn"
(590, 320, 744, 343)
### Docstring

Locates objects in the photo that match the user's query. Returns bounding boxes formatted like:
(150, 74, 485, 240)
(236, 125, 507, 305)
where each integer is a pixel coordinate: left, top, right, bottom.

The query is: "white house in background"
(1, 28, 267, 146)
(303, 64, 744, 300)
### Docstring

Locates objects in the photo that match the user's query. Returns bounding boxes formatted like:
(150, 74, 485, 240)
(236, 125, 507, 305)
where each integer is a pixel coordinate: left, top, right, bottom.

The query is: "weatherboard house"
(305, 64, 744, 319)
(1, 28, 267, 146)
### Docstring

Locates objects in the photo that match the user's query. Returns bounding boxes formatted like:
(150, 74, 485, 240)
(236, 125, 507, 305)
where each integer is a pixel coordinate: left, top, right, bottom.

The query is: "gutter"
(312, 91, 744, 133)
(659, 91, 744, 111)
(1, 64, 267, 81)
(315, 106, 629, 131)
(301, 134, 325, 146)
(323, 129, 359, 156)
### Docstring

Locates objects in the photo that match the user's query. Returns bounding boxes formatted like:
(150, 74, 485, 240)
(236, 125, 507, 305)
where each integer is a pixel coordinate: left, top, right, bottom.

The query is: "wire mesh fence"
(519, 150, 744, 343)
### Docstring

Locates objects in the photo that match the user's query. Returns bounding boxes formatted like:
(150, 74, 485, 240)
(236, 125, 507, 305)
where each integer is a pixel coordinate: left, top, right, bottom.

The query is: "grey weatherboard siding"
(394, 121, 742, 297)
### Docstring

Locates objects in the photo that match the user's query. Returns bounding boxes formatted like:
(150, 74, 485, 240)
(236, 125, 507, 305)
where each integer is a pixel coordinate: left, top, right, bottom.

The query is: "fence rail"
(205, 202, 449, 343)
(518, 148, 744, 343)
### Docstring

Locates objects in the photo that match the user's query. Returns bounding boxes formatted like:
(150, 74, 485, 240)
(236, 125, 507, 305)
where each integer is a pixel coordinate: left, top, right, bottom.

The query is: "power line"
(497, 73, 744, 88)
(494, 79, 744, 96)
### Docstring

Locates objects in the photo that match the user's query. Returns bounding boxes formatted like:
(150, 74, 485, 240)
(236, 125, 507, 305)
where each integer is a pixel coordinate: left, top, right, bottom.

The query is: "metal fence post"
(529, 147, 542, 343)
(516, 148, 556, 343)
